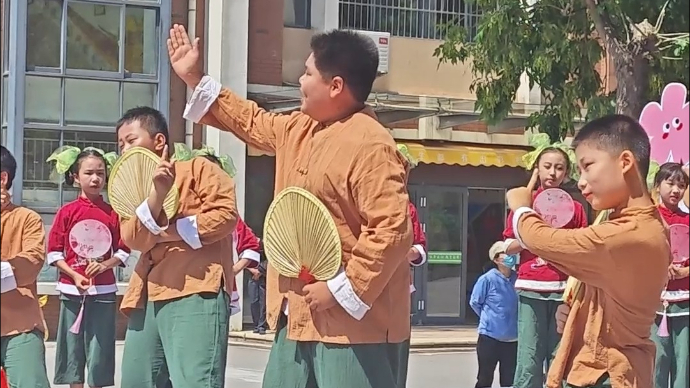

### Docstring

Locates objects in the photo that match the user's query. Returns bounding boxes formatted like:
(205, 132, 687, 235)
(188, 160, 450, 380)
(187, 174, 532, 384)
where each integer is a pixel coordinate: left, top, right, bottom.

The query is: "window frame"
(284, 0, 311, 29)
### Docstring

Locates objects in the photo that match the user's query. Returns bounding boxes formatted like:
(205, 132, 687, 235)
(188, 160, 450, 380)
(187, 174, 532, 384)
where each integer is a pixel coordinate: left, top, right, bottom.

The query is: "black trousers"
(475, 334, 518, 388)
(248, 275, 267, 330)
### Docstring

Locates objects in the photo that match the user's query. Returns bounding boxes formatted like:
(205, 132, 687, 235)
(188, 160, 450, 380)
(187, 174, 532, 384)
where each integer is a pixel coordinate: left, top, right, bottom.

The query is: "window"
(339, 0, 482, 40)
(284, 0, 310, 28)
(20, 0, 168, 210)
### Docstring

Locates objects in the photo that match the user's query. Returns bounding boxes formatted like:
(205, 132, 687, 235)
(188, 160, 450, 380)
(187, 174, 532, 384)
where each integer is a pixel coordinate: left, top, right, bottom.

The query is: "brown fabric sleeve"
(192, 158, 238, 246)
(9, 210, 46, 287)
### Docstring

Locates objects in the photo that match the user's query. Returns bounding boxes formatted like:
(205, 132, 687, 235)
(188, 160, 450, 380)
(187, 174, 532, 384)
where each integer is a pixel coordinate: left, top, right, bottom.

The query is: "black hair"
(654, 162, 689, 188)
(572, 114, 651, 180)
(0, 145, 17, 190)
(310, 30, 379, 103)
(116, 106, 170, 145)
(201, 154, 222, 167)
(64, 149, 109, 187)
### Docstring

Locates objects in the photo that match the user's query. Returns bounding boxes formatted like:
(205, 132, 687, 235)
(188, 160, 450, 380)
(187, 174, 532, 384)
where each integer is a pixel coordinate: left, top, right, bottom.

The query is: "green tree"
(433, 0, 689, 141)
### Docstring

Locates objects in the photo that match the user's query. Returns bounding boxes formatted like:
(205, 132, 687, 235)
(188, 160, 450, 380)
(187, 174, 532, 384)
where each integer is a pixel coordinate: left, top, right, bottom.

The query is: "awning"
(399, 142, 527, 168)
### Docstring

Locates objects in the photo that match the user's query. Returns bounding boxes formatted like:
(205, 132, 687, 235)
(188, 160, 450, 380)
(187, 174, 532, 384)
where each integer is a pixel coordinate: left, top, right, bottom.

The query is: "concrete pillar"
(204, 0, 250, 331)
(311, 0, 339, 32)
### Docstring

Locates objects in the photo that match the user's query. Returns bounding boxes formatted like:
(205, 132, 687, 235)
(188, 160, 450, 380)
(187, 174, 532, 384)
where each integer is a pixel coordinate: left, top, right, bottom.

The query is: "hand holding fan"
(669, 224, 689, 265)
(263, 187, 342, 283)
(68, 219, 113, 334)
(107, 146, 179, 220)
(533, 188, 575, 228)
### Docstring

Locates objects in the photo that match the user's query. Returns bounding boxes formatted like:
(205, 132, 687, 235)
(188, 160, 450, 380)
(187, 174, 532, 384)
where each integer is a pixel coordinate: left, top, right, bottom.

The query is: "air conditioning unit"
(353, 30, 390, 74)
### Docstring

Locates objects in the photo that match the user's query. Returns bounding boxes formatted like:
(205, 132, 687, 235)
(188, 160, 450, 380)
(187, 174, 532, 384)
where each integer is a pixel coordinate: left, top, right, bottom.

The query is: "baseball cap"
(488, 241, 506, 261)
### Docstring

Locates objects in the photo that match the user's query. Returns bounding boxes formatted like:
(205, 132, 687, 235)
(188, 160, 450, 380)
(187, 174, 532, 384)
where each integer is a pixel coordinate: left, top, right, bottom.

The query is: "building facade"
(2, 0, 592, 334)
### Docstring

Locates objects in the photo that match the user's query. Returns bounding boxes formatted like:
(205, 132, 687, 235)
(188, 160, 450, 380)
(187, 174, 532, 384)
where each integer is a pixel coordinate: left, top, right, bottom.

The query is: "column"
(6, 0, 27, 202)
(204, 0, 250, 332)
(311, 0, 339, 32)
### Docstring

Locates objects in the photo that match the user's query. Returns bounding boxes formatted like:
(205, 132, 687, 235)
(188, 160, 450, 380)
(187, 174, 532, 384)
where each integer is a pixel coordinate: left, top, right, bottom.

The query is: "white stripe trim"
(515, 279, 567, 292)
(512, 207, 536, 249)
(657, 311, 690, 317)
(56, 282, 119, 296)
(47, 251, 66, 265)
(239, 249, 260, 264)
(661, 290, 690, 302)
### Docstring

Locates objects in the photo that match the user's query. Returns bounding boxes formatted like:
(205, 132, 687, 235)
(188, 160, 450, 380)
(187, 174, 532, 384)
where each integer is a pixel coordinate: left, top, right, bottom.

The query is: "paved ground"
(44, 342, 505, 387)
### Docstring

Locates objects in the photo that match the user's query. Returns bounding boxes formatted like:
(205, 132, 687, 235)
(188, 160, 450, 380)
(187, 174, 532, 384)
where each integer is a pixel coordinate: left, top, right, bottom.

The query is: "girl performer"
(650, 162, 689, 388)
(504, 134, 588, 388)
(397, 145, 428, 293)
(46, 146, 130, 388)
(470, 241, 519, 388)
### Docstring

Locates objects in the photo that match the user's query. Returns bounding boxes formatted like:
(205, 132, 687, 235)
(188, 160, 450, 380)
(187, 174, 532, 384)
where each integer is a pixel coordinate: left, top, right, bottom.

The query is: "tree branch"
(583, 0, 611, 45)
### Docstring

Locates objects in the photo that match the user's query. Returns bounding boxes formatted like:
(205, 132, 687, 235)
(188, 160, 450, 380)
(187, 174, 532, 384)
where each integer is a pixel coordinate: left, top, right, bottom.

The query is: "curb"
(228, 333, 477, 353)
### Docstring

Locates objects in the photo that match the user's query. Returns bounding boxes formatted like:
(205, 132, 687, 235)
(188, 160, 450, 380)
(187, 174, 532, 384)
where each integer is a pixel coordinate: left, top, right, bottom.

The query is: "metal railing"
(339, 0, 481, 40)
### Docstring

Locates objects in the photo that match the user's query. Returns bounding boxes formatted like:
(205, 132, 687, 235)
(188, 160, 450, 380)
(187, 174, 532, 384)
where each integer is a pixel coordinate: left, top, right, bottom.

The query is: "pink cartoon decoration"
(639, 82, 689, 165)
(533, 188, 575, 228)
(669, 224, 689, 265)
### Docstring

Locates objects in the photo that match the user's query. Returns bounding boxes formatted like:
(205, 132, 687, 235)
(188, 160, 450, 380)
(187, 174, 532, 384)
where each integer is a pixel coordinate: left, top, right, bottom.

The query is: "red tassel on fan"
(298, 267, 316, 284)
(1, 368, 9, 388)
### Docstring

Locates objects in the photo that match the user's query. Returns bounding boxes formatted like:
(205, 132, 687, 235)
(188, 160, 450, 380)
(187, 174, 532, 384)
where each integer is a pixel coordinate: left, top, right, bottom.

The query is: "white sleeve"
(410, 244, 427, 267)
(46, 251, 66, 265)
(1, 262, 17, 294)
(112, 250, 131, 265)
(183, 75, 222, 123)
(176, 216, 202, 250)
(326, 271, 371, 321)
(239, 249, 261, 265)
(512, 207, 537, 249)
(135, 201, 169, 235)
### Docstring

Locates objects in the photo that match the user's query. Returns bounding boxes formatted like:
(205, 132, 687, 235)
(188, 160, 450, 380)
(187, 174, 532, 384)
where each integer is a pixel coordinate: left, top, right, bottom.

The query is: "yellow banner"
(401, 142, 526, 168)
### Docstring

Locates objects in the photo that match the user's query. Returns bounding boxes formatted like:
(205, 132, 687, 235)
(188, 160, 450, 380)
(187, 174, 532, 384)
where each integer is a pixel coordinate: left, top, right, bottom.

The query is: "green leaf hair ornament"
(173, 143, 237, 178)
(396, 144, 418, 168)
(45, 146, 118, 183)
(522, 133, 579, 180)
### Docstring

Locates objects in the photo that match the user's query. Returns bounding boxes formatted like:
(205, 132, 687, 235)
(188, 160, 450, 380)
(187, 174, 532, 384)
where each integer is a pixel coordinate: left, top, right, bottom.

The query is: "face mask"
(502, 254, 517, 269)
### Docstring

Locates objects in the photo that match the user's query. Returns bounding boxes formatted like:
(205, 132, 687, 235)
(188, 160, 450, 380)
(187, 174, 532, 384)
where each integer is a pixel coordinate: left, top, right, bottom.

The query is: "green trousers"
(120, 291, 229, 388)
(262, 314, 410, 388)
(651, 312, 689, 388)
(0, 330, 50, 388)
(514, 295, 563, 388)
(563, 374, 611, 388)
(54, 293, 117, 387)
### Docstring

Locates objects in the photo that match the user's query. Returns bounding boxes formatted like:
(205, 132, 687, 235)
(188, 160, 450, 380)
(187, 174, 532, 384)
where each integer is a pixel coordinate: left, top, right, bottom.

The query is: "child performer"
(0, 145, 51, 388)
(116, 107, 237, 388)
(397, 144, 428, 293)
(650, 162, 689, 388)
(470, 241, 519, 388)
(503, 134, 588, 388)
(45, 146, 129, 388)
(508, 114, 670, 388)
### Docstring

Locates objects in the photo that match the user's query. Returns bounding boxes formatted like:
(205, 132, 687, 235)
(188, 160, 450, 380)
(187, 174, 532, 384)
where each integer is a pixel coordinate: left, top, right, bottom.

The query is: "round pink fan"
(533, 188, 575, 228)
(68, 220, 112, 259)
(669, 224, 689, 264)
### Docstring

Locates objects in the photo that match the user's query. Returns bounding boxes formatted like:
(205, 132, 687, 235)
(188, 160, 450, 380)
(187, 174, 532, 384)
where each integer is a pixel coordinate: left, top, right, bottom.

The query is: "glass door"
(416, 186, 468, 325)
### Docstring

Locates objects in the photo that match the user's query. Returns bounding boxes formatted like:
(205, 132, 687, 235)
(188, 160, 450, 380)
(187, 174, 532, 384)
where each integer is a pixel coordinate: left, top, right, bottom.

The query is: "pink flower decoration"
(639, 83, 689, 165)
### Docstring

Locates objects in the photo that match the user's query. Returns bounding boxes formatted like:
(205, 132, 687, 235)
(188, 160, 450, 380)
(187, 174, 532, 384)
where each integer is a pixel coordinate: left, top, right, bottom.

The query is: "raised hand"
(167, 24, 202, 88)
(153, 145, 176, 196)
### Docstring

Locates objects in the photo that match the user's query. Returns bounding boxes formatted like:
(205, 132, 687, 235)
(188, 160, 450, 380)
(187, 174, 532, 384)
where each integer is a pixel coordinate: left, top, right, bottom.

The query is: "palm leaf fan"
(563, 209, 610, 306)
(107, 147, 179, 220)
(263, 187, 342, 282)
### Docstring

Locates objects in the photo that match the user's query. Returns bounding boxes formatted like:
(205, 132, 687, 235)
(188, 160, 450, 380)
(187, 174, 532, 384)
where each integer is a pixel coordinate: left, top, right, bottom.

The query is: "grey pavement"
(44, 342, 505, 387)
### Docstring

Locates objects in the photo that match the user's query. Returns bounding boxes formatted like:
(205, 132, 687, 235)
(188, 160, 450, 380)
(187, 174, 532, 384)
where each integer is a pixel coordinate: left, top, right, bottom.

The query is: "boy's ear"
(619, 150, 636, 175)
(153, 133, 167, 153)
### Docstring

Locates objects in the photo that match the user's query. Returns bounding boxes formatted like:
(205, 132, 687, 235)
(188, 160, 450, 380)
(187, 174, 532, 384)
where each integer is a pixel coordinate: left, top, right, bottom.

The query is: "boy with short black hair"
(506, 114, 670, 388)
(115, 108, 238, 388)
(0, 145, 51, 388)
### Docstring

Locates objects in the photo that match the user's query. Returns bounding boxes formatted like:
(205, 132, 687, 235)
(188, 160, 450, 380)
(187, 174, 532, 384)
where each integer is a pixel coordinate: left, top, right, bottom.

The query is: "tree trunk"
(610, 44, 651, 119)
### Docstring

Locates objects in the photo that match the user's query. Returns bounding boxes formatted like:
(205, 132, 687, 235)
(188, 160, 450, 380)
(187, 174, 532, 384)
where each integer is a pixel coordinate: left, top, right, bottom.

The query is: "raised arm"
(169, 24, 297, 154)
(326, 144, 413, 320)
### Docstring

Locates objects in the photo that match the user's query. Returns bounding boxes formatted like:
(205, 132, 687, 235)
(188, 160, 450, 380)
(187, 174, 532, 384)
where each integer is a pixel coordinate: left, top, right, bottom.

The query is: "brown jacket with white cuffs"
(119, 157, 238, 314)
(1, 204, 46, 337)
(186, 76, 413, 345)
(513, 205, 669, 388)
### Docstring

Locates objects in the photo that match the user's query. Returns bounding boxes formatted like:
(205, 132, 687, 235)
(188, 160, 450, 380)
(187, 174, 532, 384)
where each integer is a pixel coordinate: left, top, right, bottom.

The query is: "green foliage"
(433, 0, 689, 141)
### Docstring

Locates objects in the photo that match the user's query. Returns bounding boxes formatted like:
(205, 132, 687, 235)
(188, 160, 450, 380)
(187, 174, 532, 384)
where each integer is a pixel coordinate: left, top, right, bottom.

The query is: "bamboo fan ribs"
(107, 147, 179, 220)
(263, 187, 342, 282)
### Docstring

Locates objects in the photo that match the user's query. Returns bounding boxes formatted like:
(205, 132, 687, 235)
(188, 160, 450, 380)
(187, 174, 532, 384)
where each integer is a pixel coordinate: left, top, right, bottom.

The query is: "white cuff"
(410, 244, 427, 267)
(183, 75, 222, 123)
(512, 207, 536, 249)
(326, 271, 370, 321)
(135, 201, 168, 235)
(1, 262, 17, 293)
(176, 215, 202, 250)
(239, 249, 261, 264)
(680, 200, 689, 214)
(47, 251, 66, 265)
(113, 249, 130, 265)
